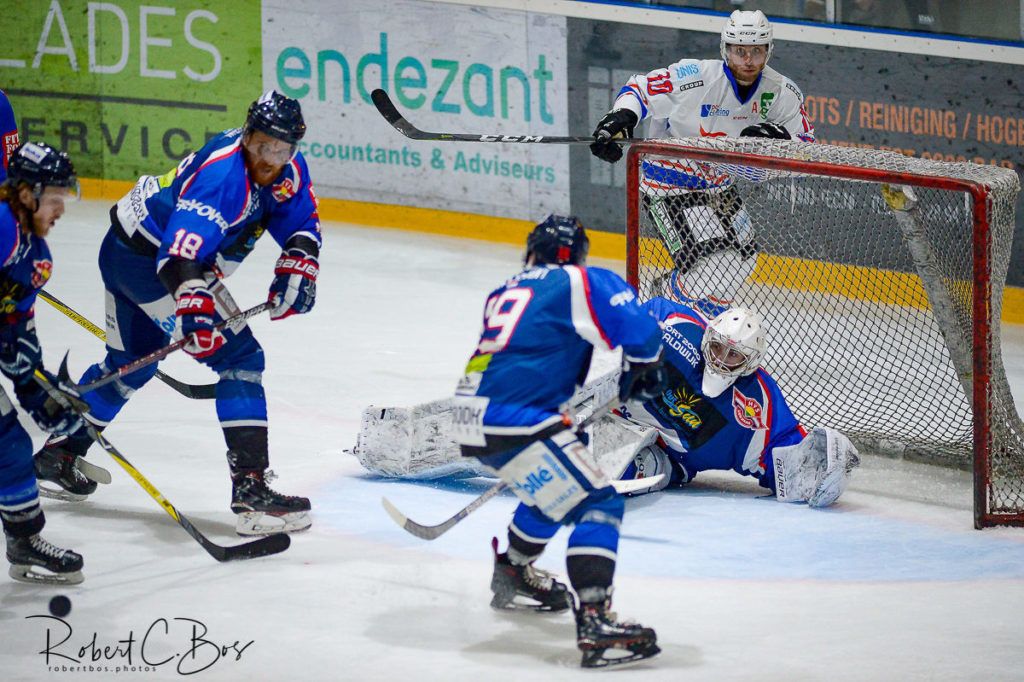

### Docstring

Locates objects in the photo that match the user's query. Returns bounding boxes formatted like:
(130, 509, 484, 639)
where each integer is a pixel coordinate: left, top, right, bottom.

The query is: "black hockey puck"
(49, 595, 71, 617)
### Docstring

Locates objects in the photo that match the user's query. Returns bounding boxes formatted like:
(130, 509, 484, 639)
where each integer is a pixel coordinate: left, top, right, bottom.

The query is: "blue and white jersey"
(454, 265, 661, 442)
(625, 296, 805, 488)
(0, 204, 51, 322)
(114, 128, 321, 278)
(0, 89, 18, 183)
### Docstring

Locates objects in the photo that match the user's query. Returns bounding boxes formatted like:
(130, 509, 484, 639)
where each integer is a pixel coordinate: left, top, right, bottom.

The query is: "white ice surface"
(2, 200, 1023, 680)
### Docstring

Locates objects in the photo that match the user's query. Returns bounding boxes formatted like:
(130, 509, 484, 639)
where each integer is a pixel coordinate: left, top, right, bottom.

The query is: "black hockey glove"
(739, 122, 791, 140)
(14, 370, 84, 437)
(0, 319, 42, 383)
(618, 356, 668, 402)
(591, 109, 639, 163)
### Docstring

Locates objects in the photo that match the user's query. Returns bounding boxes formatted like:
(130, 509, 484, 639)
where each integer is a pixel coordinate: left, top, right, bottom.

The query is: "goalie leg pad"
(619, 444, 673, 496)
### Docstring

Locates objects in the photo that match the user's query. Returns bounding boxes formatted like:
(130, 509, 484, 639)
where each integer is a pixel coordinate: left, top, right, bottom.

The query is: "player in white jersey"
(590, 10, 814, 305)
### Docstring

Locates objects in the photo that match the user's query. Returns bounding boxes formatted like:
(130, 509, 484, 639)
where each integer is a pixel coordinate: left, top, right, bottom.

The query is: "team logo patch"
(272, 177, 295, 202)
(646, 70, 673, 95)
(31, 259, 52, 288)
(732, 386, 766, 430)
(3, 132, 19, 165)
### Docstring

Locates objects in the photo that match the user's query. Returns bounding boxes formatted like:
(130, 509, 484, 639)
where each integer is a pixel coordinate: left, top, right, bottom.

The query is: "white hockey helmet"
(720, 10, 774, 64)
(700, 307, 766, 398)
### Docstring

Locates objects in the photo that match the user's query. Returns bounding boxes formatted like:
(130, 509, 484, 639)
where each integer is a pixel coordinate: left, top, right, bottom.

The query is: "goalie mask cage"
(625, 138, 1024, 528)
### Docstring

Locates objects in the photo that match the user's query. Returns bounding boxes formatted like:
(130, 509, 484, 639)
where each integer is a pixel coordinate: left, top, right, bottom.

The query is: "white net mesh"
(626, 137, 1024, 526)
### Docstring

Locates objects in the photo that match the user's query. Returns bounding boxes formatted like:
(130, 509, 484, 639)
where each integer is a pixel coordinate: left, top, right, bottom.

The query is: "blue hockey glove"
(14, 370, 84, 436)
(175, 285, 225, 359)
(618, 357, 668, 402)
(268, 247, 318, 321)
(0, 319, 42, 382)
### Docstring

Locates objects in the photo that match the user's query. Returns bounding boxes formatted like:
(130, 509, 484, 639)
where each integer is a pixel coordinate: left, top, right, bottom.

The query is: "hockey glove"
(14, 370, 84, 436)
(618, 356, 668, 402)
(591, 109, 639, 163)
(268, 247, 319, 321)
(175, 285, 225, 359)
(0, 318, 42, 382)
(739, 122, 791, 140)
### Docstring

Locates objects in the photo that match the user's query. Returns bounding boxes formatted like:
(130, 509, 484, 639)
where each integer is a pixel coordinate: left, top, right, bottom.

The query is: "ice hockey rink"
(1, 199, 1023, 681)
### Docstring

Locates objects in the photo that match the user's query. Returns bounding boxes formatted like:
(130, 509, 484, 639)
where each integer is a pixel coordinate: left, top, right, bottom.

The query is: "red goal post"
(624, 138, 1023, 528)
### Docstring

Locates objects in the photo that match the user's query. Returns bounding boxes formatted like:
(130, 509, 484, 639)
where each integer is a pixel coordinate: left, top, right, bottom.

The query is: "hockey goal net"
(625, 137, 1024, 528)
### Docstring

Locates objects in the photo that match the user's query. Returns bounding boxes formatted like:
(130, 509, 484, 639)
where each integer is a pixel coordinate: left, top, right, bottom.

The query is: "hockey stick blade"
(39, 290, 216, 400)
(371, 89, 626, 145)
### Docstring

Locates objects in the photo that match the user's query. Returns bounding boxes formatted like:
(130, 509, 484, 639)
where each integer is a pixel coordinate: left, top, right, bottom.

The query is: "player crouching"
(454, 216, 667, 668)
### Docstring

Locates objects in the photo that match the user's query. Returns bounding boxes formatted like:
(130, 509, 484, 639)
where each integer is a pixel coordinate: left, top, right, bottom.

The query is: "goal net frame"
(624, 138, 1023, 528)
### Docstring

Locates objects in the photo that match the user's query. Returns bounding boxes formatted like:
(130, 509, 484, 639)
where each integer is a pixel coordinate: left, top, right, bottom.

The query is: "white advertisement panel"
(262, 0, 569, 219)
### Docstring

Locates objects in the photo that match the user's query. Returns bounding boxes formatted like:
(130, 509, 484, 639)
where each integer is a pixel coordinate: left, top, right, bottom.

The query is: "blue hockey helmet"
(6, 141, 79, 198)
(244, 90, 306, 145)
(525, 214, 589, 266)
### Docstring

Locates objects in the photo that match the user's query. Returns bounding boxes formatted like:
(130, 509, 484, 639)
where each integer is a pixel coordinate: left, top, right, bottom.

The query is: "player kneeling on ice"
(0, 142, 87, 583)
(617, 299, 859, 508)
(453, 215, 667, 668)
(33, 91, 320, 536)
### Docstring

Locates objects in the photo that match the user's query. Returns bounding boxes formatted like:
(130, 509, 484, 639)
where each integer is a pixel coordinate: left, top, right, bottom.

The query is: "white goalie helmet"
(720, 10, 774, 64)
(700, 307, 766, 398)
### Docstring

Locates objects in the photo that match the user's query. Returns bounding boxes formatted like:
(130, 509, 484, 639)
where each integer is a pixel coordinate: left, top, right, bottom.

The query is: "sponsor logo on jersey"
(732, 386, 766, 430)
(675, 63, 700, 79)
(176, 198, 230, 232)
(700, 104, 729, 117)
(609, 289, 635, 307)
(30, 259, 52, 289)
(698, 125, 728, 138)
(662, 323, 701, 367)
(518, 465, 554, 496)
(647, 70, 673, 95)
(785, 81, 803, 102)
(678, 80, 703, 92)
(3, 132, 19, 165)
(662, 385, 703, 429)
(759, 92, 775, 121)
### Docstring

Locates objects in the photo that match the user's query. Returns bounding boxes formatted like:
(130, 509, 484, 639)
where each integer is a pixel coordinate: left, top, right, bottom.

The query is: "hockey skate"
(34, 444, 106, 502)
(489, 537, 572, 613)
(6, 533, 84, 585)
(575, 596, 660, 669)
(231, 470, 311, 536)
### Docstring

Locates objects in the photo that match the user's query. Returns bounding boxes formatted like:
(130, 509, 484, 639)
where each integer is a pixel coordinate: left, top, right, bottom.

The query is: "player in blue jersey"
(453, 215, 667, 669)
(0, 89, 19, 183)
(33, 91, 320, 536)
(616, 300, 860, 508)
(0, 142, 87, 583)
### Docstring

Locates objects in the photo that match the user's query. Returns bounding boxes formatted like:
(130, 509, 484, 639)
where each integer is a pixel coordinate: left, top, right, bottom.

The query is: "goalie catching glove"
(771, 426, 860, 508)
(268, 237, 319, 321)
(175, 284, 225, 358)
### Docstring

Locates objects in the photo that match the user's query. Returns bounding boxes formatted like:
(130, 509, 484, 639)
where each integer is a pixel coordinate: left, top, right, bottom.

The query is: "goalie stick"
(381, 398, 662, 540)
(38, 290, 217, 400)
(371, 88, 640, 146)
(74, 300, 273, 394)
(32, 369, 291, 562)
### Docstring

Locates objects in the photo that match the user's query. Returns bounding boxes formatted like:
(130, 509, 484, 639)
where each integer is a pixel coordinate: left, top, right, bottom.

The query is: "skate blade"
(580, 643, 661, 669)
(37, 482, 89, 503)
(490, 592, 572, 613)
(235, 511, 312, 536)
(8, 564, 84, 586)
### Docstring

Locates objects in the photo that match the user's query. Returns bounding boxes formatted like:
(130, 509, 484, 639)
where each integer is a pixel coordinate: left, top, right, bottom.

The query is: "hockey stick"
(73, 300, 273, 395)
(371, 89, 638, 146)
(32, 369, 291, 562)
(38, 290, 217, 400)
(381, 399, 662, 540)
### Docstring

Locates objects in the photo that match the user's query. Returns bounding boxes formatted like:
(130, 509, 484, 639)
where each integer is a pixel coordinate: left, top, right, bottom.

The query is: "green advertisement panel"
(0, 0, 261, 180)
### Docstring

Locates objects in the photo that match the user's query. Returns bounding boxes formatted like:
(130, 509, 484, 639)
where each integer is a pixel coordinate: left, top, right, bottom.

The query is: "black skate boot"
(575, 591, 660, 669)
(6, 533, 84, 585)
(34, 441, 100, 502)
(231, 469, 311, 536)
(489, 537, 572, 612)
